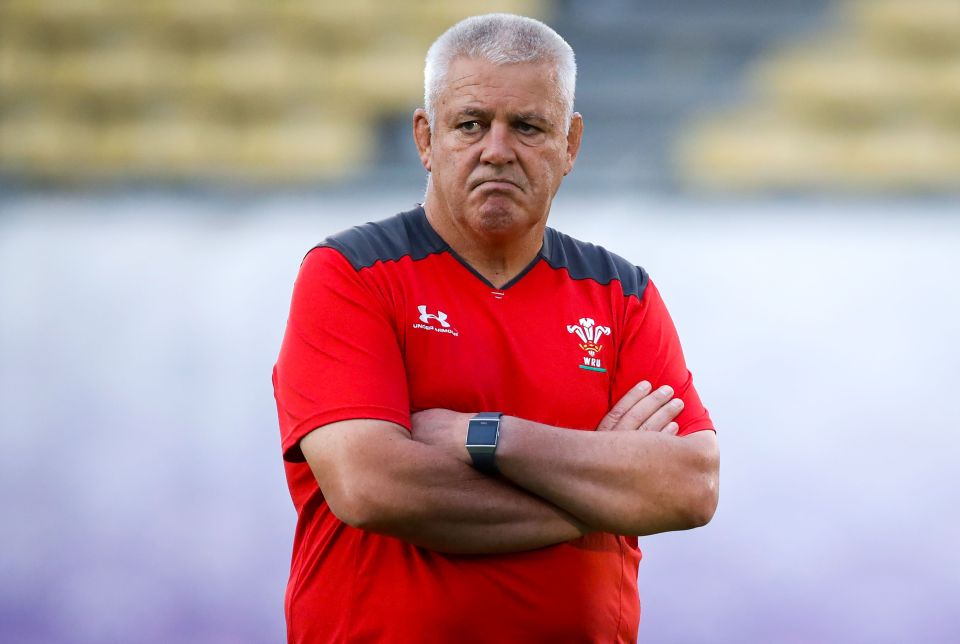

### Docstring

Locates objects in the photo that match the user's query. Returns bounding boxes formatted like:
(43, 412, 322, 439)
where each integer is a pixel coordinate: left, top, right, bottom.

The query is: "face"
(414, 57, 582, 245)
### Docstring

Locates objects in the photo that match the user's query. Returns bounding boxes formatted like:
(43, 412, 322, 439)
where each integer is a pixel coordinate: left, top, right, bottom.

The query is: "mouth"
(472, 178, 521, 191)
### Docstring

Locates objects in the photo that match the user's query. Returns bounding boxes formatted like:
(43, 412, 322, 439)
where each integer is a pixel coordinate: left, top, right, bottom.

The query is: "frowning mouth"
(472, 178, 522, 191)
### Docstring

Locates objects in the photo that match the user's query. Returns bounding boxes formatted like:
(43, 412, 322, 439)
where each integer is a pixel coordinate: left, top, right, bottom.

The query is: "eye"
(458, 121, 482, 133)
(515, 122, 541, 135)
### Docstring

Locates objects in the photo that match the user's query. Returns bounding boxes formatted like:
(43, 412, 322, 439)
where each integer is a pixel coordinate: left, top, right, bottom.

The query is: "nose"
(479, 121, 516, 166)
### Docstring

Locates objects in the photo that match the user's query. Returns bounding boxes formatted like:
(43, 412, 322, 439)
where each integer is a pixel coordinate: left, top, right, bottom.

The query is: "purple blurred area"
(1, 192, 958, 643)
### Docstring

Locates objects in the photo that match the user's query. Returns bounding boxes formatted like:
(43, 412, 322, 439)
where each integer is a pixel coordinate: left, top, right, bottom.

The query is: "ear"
(563, 112, 583, 176)
(413, 108, 432, 172)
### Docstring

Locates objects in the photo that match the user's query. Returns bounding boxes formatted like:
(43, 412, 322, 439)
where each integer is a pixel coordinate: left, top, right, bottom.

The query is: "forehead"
(438, 57, 564, 120)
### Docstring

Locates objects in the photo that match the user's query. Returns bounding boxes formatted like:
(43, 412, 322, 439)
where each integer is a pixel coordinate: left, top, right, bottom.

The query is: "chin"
(473, 204, 523, 235)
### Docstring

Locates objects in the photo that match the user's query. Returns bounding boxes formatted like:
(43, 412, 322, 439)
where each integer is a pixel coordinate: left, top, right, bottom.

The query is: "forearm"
(496, 417, 719, 536)
(359, 445, 588, 554)
(303, 421, 587, 554)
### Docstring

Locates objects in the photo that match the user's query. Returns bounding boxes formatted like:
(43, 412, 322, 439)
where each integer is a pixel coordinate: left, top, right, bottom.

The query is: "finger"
(597, 381, 651, 431)
(613, 384, 676, 432)
(638, 397, 684, 433)
(662, 421, 679, 436)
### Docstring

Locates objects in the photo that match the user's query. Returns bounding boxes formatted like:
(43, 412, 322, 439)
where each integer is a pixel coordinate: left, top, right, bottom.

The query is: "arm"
(280, 249, 588, 554)
(300, 418, 590, 555)
(497, 416, 719, 536)
(412, 381, 720, 537)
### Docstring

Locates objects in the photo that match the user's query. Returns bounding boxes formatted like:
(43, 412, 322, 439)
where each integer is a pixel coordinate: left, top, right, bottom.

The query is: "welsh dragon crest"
(566, 317, 611, 356)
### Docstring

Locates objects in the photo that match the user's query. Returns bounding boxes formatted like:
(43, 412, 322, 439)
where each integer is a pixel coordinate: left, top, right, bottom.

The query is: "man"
(273, 13, 718, 643)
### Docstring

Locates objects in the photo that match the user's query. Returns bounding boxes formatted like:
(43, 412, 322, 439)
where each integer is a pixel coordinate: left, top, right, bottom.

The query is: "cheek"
(437, 147, 474, 176)
(432, 157, 474, 197)
(532, 154, 566, 188)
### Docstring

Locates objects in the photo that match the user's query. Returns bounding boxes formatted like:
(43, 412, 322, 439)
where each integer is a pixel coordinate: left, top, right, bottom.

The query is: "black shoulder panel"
(541, 227, 649, 300)
(316, 205, 448, 270)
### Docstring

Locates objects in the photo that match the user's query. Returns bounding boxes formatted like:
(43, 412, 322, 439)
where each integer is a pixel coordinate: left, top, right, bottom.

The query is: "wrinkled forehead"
(438, 57, 567, 121)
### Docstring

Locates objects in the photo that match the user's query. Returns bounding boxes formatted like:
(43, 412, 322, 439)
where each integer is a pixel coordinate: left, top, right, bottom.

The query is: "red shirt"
(273, 206, 713, 643)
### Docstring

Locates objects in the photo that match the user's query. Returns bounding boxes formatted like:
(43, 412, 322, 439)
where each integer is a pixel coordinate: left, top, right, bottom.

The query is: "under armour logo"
(418, 305, 450, 328)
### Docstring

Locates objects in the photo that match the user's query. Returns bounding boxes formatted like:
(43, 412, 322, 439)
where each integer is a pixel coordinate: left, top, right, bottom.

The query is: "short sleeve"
(612, 277, 714, 436)
(273, 247, 411, 461)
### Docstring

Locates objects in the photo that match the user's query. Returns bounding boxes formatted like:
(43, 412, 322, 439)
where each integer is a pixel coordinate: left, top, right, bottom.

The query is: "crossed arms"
(300, 380, 719, 555)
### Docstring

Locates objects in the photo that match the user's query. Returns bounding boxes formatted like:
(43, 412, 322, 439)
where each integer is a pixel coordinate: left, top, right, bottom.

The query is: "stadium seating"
(3, 0, 955, 192)
(0, 0, 546, 183)
(678, 0, 960, 192)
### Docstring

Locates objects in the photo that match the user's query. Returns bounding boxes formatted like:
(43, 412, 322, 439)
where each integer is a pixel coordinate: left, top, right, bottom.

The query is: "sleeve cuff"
(282, 405, 412, 462)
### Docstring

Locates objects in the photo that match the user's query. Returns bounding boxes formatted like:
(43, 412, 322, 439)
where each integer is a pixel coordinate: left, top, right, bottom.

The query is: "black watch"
(465, 412, 503, 474)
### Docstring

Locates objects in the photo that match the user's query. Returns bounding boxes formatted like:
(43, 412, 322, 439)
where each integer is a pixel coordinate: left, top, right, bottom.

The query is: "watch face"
(467, 419, 499, 446)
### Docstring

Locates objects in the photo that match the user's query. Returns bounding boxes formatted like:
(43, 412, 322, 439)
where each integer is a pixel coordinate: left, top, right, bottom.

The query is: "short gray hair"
(424, 13, 577, 128)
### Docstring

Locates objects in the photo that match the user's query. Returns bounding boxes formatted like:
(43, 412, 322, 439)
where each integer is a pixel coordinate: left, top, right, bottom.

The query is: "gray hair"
(423, 13, 577, 128)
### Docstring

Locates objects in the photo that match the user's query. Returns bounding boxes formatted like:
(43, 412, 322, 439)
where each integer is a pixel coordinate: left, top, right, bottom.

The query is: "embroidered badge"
(567, 317, 611, 372)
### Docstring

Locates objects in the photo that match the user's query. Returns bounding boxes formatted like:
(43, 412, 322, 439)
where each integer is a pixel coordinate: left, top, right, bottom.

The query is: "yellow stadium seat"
(236, 115, 375, 181)
(0, 109, 97, 178)
(678, 112, 960, 191)
(756, 42, 960, 124)
(846, 0, 960, 54)
(331, 52, 424, 114)
(0, 0, 550, 183)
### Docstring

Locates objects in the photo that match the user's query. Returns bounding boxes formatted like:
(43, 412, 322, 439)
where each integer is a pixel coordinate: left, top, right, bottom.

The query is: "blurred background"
(1, 0, 958, 642)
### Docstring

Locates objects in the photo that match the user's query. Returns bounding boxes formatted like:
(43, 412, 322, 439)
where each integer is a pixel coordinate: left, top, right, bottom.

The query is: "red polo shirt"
(273, 206, 713, 643)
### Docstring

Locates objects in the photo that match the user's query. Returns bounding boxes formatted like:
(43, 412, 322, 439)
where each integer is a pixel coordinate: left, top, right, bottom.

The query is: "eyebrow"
(456, 107, 491, 120)
(454, 107, 551, 125)
(514, 113, 550, 125)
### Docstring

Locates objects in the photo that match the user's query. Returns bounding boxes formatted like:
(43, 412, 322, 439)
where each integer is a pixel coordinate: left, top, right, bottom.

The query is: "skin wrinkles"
(414, 57, 583, 288)
(447, 69, 567, 119)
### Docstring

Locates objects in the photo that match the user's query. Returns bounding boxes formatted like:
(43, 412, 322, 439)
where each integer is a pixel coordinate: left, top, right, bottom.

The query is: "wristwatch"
(465, 412, 503, 474)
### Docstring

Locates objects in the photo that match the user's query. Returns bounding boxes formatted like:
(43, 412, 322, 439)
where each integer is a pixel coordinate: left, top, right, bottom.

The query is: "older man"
(273, 13, 719, 643)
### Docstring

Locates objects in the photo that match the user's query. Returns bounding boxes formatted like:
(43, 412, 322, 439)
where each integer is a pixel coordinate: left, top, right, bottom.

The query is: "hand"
(596, 381, 683, 434)
(410, 408, 474, 464)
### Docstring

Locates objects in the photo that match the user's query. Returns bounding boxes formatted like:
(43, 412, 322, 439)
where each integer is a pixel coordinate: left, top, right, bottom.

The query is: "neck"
(423, 196, 546, 289)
